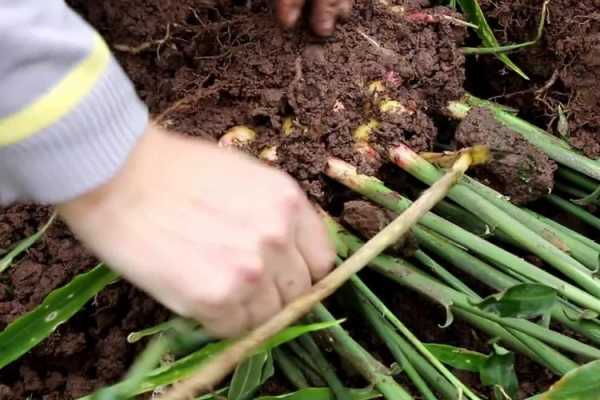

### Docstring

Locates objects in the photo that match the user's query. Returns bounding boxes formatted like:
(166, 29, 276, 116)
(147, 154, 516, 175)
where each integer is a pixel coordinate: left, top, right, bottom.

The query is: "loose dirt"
(0, 0, 574, 398)
(475, 0, 600, 158)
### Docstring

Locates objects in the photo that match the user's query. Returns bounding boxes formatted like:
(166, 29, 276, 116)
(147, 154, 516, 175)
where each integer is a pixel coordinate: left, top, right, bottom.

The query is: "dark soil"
(474, 0, 600, 158)
(456, 107, 557, 204)
(0, 206, 169, 399)
(0, 0, 588, 398)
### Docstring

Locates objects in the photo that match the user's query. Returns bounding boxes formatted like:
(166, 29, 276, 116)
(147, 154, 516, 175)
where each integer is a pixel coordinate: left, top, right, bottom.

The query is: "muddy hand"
(277, 0, 353, 36)
(57, 123, 335, 338)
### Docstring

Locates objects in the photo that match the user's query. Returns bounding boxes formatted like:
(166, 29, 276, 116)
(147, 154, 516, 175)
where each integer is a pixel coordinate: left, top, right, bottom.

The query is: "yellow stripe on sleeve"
(0, 33, 110, 147)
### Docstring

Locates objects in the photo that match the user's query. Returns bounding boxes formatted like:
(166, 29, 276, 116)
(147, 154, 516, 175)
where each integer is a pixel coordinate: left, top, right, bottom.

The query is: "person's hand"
(277, 0, 353, 36)
(57, 124, 335, 337)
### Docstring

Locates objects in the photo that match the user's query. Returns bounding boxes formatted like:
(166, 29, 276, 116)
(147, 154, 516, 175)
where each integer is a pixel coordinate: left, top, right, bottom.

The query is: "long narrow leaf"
(255, 387, 383, 400)
(0, 212, 56, 273)
(228, 351, 274, 400)
(0, 263, 117, 369)
(456, 0, 528, 78)
(79, 320, 342, 399)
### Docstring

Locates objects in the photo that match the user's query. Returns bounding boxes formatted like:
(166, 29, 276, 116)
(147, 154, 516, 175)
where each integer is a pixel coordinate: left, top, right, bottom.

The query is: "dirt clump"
(475, 0, 600, 158)
(0, 205, 169, 399)
(341, 200, 418, 257)
(455, 107, 556, 204)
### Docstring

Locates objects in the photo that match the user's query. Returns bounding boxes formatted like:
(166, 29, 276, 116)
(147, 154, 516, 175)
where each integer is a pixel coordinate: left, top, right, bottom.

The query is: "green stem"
(456, 304, 600, 360)
(350, 276, 482, 400)
(433, 199, 492, 237)
(557, 168, 600, 192)
(390, 145, 600, 297)
(546, 195, 600, 232)
(454, 95, 600, 181)
(462, 175, 599, 271)
(310, 305, 413, 400)
(525, 209, 600, 254)
(325, 216, 578, 375)
(355, 284, 442, 400)
(325, 158, 600, 313)
(272, 348, 310, 389)
(414, 226, 518, 290)
(298, 334, 353, 400)
(419, 226, 600, 345)
(413, 249, 480, 297)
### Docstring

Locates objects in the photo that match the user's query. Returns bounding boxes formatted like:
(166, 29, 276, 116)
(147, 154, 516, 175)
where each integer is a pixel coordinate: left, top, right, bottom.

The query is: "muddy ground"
(0, 0, 598, 398)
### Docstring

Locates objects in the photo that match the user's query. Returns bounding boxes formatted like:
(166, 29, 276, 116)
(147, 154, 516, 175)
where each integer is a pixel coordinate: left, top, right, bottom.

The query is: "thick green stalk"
(462, 175, 599, 271)
(390, 145, 600, 297)
(418, 226, 600, 345)
(547, 194, 600, 232)
(325, 216, 578, 375)
(325, 158, 600, 313)
(525, 209, 600, 254)
(457, 304, 600, 360)
(272, 348, 310, 389)
(347, 286, 442, 400)
(350, 276, 482, 400)
(414, 226, 518, 290)
(413, 249, 479, 297)
(554, 182, 597, 203)
(310, 304, 413, 400)
(433, 199, 492, 237)
(450, 95, 600, 181)
(557, 167, 600, 192)
(298, 334, 353, 400)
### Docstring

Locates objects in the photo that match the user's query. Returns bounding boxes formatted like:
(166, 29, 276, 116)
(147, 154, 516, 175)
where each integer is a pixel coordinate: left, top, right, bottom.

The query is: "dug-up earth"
(0, 0, 593, 398)
(477, 0, 600, 158)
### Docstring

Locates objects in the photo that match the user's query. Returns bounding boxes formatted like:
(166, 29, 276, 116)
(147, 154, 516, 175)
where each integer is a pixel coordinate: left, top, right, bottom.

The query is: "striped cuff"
(0, 58, 148, 204)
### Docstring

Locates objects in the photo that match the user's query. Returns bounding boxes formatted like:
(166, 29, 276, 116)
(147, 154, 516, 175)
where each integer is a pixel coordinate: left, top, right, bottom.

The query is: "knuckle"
(238, 258, 266, 283)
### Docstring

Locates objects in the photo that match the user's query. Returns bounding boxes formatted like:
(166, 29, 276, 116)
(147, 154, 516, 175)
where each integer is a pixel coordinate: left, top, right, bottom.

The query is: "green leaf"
(572, 185, 600, 207)
(0, 212, 56, 273)
(539, 360, 600, 399)
(228, 351, 275, 400)
(476, 283, 558, 319)
(456, 0, 528, 79)
(254, 387, 382, 400)
(424, 344, 486, 372)
(0, 263, 118, 369)
(79, 320, 342, 399)
(480, 345, 518, 400)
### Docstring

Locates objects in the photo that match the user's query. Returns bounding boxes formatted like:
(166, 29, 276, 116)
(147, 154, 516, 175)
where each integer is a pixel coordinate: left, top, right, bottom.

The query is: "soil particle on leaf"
(455, 107, 557, 204)
(476, 0, 600, 158)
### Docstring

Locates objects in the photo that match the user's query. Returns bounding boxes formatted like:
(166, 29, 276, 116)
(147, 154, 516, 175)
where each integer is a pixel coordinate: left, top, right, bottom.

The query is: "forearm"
(0, 0, 148, 205)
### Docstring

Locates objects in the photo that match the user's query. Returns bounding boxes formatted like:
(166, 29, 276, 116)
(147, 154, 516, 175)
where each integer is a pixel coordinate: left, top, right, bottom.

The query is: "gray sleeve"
(0, 0, 149, 205)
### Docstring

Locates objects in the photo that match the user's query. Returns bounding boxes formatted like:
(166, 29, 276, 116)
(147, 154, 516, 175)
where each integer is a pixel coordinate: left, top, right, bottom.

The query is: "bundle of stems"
(159, 150, 478, 399)
(325, 158, 600, 314)
(447, 94, 600, 182)
(323, 214, 584, 375)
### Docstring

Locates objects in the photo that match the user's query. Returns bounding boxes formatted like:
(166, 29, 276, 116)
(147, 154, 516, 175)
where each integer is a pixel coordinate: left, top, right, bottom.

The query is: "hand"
(57, 124, 335, 337)
(277, 0, 353, 36)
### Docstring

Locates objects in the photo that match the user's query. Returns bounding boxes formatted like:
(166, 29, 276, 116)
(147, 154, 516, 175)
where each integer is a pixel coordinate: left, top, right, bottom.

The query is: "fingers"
(195, 303, 250, 338)
(310, 0, 342, 36)
(277, 0, 305, 28)
(276, 0, 353, 36)
(246, 275, 284, 327)
(295, 199, 336, 281)
(264, 237, 312, 303)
